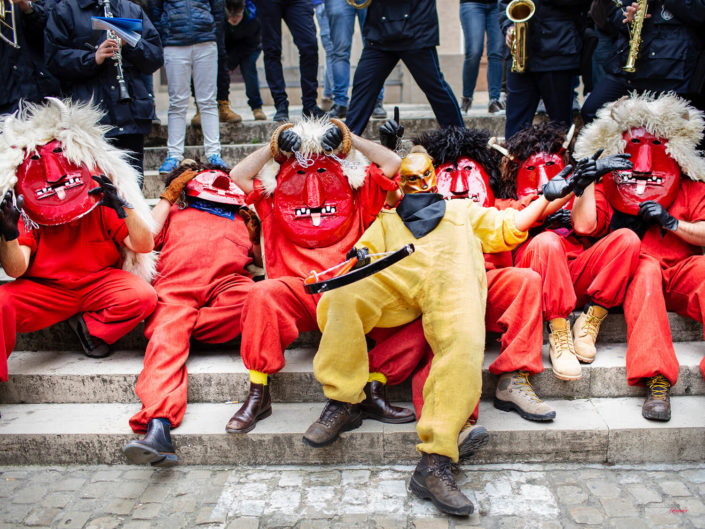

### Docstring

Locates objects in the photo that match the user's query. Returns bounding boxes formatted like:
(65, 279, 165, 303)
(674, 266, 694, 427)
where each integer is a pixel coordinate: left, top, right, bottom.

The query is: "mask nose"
(452, 171, 469, 193)
(537, 165, 551, 188)
(42, 154, 66, 184)
(304, 173, 324, 208)
(633, 144, 653, 174)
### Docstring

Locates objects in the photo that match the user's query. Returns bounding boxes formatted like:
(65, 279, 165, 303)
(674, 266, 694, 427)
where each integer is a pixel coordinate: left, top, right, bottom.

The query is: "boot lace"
(551, 327, 573, 358)
(513, 371, 542, 403)
(647, 375, 670, 401)
(579, 312, 604, 340)
(432, 457, 461, 491)
(319, 401, 347, 426)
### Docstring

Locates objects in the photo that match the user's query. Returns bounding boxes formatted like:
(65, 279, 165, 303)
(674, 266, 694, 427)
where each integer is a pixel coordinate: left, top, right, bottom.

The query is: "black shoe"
(409, 453, 473, 516)
(461, 97, 472, 113)
(67, 314, 111, 358)
(371, 100, 387, 119)
(328, 104, 347, 119)
(124, 419, 178, 467)
(488, 99, 503, 114)
(303, 399, 363, 447)
(642, 375, 671, 421)
(302, 105, 326, 119)
(273, 107, 289, 122)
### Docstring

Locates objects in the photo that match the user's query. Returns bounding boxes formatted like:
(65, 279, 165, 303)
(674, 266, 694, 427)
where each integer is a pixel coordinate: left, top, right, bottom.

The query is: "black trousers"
(580, 74, 630, 124)
(112, 133, 145, 189)
(256, 0, 318, 110)
(505, 68, 576, 139)
(346, 46, 463, 135)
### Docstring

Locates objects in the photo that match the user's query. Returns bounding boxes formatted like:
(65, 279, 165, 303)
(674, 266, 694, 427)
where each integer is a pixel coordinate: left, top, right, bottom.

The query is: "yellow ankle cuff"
(249, 370, 268, 385)
(368, 372, 387, 384)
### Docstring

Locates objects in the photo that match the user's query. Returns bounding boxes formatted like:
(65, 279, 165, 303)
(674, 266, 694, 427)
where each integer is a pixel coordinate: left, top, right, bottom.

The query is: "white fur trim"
(256, 117, 370, 195)
(0, 99, 157, 282)
(574, 92, 705, 182)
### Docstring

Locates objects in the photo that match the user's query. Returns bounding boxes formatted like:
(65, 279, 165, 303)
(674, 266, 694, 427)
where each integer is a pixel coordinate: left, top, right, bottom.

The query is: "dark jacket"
(224, 10, 261, 69)
(362, 0, 439, 51)
(0, 0, 61, 115)
(499, 0, 590, 72)
(148, 0, 224, 47)
(604, 0, 705, 93)
(45, 0, 164, 137)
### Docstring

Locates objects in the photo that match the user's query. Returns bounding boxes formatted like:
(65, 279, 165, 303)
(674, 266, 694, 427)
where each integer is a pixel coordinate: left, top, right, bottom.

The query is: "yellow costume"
(313, 199, 527, 461)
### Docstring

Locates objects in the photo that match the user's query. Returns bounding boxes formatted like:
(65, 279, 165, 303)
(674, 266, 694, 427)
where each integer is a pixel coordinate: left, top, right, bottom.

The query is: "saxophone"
(622, 0, 648, 73)
(506, 0, 535, 73)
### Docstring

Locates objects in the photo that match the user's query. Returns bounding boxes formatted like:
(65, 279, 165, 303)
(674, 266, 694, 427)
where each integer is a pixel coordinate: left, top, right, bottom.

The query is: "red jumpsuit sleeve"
(16, 217, 38, 255)
(591, 183, 614, 238)
(357, 163, 398, 228)
(683, 180, 705, 223)
(100, 207, 129, 245)
(247, 179, 273, 221)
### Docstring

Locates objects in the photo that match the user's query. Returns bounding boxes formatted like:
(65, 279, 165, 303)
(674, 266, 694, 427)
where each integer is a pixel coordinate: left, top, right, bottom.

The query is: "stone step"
(8, 310, 703, 353)
(0, 397, 703, 465)
(2, 342, 703, 405)
(143, 115, 506, 148)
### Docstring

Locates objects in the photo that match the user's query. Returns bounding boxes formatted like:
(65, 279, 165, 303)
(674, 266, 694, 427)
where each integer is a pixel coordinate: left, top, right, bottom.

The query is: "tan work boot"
(191, 105, 201, 127)
(252, 108, 267, 121)
(573, 304, 609, 363)
(548, 318, 582, 380)
(494, 371, 556, 421)
(218, 100, 242, 123)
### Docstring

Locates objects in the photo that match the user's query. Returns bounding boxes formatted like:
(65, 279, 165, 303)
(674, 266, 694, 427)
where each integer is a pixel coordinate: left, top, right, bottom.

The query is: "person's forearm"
(514, 196, 549, 231)
(0, 240, 30, 278)
(252, 244, 263, 267)
(674, 220, 705, 246)
(229, 145, 271, 194)
(542, 194, 573, 217)
(571, 183, 599, 235)
(150, 198, 171, 234)
(351, 134, 401, 179)
(123, 209, 154, 253)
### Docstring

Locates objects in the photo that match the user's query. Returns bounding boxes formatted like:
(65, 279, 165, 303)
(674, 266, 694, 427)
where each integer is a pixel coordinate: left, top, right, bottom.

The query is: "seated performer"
(572, 93, 705, 421)
(499, 123, 636, 380)
(124, 161, 260, 466)
(0, 98, 157, 385)
(305, 145, 580, 516)
(226, 118, 414, 434)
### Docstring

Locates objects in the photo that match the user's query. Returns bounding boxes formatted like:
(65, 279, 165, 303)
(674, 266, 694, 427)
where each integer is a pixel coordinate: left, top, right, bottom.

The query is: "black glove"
(542, 208, 573, 231)
(345, 246, 371, 269)
(596, 152, 632, 177)
(278, 129, 301, 153)
(88, 174, 132, 219)
(379, 106, 403, 151)
(638, 200, 679, 233)
(541, 165, 574, 201)
(0, 190, 22, 242)
(321, 126, 343, 152)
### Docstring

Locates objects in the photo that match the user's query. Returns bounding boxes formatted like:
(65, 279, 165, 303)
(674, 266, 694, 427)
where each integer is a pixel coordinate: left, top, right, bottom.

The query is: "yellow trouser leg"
(415, 277, 487, 462)
(314, 275, 420, 405)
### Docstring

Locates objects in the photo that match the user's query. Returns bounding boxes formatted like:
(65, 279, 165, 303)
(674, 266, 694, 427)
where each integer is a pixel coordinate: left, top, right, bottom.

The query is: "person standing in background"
(459, 0, 505, 114)
(314, 0, 335, 110)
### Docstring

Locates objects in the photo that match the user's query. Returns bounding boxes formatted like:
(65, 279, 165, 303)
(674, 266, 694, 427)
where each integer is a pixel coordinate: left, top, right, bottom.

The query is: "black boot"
(124, 419, 177, 467)
(409, 453, 473, 516)
(360, 381, 415, 423)
(225, 382, 272, 434)
(67, 314, 111, 358)
(303, 399, 363, 448)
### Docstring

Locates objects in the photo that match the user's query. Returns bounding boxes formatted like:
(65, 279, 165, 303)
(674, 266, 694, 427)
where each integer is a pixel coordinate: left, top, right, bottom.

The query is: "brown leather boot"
(225, 382, 272, 433)
(218, 100, 242, 123)
(359, 381, 415, 423)
(409, 453, 473, 516)
(642, 375, 671, 421)
(252, 108, 267, 121)
(191, 105, 201, 128)
(302, 399, 363, 448)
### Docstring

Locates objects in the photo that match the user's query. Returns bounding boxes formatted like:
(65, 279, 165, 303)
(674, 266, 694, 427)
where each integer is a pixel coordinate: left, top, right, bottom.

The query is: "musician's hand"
(238, 208, 261, 244)
(623, 2, 651, 23)
(12, 0, 34, 14)
(0, 191, 22, 242)
(505, 26, 515, 48)
(95, 39, 119, 65)
(88, 174, 132, 218)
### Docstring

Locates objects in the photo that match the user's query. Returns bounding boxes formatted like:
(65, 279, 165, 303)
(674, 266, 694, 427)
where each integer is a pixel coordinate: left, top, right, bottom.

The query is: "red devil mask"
(15, 140, 100, 226)
(186, 169, 246, 206)
(436, 156, 495, 206)
(516, 152, 565, 200)
(273, 155, 355, 248)
(602, 127, 681, 215)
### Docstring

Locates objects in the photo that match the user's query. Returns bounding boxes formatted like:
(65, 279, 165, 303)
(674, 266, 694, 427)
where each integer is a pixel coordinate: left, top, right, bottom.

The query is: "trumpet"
(507, 0, 535, 73)
(0, 0, 19, 49)
(99, 0, 132, 103)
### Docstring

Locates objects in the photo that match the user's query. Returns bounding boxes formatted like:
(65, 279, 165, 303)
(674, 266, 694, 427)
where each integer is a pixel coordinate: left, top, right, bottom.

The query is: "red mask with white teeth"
(436, 156, 495, 206)
(185, 169, 247, 206)
(516, 152, 566, 200)
(273, 155, 355, 248)
(15, 140, 101, 226)
(603, 127, 681, 215)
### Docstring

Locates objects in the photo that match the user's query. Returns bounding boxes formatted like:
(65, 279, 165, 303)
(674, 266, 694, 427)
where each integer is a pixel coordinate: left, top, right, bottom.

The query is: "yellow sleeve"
(355, 214, 387, 254)
(468, 204, 528, 253)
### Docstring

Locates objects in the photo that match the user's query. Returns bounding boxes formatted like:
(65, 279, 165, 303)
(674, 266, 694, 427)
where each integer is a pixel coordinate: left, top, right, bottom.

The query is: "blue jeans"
(459, 2, 503, 101)
(325, 0, 382, 107)
(315, 3, 335, 99)
(237, 50, 265, 110)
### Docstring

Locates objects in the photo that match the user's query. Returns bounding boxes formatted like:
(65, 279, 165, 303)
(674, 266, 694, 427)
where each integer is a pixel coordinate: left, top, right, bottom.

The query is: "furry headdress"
(498, 121, 568, 199)
(574, 92, 705, 182)
(412, 126, 502, 192)
(256, 117, 369, 195)
(0, 98, 157, 282)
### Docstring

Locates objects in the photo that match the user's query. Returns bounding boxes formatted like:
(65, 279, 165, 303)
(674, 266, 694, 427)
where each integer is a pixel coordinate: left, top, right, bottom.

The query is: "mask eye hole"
(444, 167, 453, 172)
(317, 167, 326, 173)
(31, 154, 41, 160)
(297, 170, 305, 175)
(545, 161, 555, 167)
(423, 170, 430, 177)
(631, 138, 641, 144)
(652, 139, 662, 145)
(52, 147, 63, 154)
(526, 165, 535, 171)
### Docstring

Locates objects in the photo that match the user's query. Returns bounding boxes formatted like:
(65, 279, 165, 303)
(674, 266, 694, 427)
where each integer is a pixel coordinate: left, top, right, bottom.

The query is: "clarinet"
(100, 0, 132, 103)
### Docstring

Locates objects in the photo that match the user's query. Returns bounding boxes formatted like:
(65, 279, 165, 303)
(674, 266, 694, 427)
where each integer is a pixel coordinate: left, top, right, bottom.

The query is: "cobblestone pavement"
(1, 463, 704, 529)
